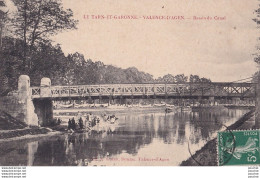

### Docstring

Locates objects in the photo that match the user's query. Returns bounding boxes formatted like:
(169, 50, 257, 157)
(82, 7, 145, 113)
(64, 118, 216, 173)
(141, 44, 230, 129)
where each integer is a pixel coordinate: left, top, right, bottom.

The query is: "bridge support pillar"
(33, 99, 53, 126)
(209, 96, 215, 106)
(108, 95, 112, 106)
(152, 94, 156, 105)
(120, 96, 123, 105)
(18, 75, 38, 126)
(232, 97, 240, 105)
(32, 77, 53, 126)
(243, 98, 249, 105)
(99, 95, 102, 104)
(88, 96, 92, 104)
(192, 99, 195, 106)
(198, 96, 202, 106)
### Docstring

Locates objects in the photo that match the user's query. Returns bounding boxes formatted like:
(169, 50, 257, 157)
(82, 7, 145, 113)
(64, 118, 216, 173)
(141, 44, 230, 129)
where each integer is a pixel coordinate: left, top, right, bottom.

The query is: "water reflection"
(0, 109, 249, 166)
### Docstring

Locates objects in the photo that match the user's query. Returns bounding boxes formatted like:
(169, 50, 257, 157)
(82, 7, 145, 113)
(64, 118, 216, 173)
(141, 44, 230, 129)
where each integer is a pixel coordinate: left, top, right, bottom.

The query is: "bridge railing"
(30, 83, 256, 99)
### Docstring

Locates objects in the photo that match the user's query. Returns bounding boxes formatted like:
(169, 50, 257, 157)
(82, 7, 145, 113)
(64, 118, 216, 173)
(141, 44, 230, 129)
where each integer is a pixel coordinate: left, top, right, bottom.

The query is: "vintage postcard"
(0, 0, 259, 167)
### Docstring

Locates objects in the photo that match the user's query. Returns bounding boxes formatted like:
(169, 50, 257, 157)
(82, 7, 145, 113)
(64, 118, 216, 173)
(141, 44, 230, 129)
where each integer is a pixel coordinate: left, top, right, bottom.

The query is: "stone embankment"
(0, 110, 60, 142)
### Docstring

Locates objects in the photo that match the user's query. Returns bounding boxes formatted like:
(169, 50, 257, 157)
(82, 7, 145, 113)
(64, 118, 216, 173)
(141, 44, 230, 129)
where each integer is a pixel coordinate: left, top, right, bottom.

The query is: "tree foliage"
(190, 74, 211, 83)
(11, 0, 78, 72)
(12, 0, 78, 47)
(253, 3, 260, 64)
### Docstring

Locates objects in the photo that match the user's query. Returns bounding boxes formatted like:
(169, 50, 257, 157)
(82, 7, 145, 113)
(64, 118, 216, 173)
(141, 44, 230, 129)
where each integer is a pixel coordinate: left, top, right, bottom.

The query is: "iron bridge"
(31, 82, 256, 100)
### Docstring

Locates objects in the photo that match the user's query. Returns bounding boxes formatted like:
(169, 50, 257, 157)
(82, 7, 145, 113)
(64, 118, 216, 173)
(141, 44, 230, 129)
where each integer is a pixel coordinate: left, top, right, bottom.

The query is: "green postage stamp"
(217, 130, 260, 166)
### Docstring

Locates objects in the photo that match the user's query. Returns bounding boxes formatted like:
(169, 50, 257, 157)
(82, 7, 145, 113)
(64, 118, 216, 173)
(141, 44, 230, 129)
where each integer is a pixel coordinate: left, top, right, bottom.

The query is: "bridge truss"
(31, 82, 256, 100)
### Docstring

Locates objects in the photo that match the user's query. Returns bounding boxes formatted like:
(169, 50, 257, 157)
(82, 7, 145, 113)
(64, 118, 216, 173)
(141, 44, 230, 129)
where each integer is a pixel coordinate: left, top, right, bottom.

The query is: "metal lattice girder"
(31, 87, 41, 97)
(30, 82, 256, 99)
(155, 84, 165, 93)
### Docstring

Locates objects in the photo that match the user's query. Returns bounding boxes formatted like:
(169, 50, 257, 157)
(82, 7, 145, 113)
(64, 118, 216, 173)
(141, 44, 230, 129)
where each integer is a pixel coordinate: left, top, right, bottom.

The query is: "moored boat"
(165, 107, 174, 113)
(180, 106, 192, 112)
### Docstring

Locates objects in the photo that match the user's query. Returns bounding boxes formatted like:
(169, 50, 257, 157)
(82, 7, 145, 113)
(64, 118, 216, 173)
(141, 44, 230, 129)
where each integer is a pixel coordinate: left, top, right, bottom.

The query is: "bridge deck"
(31, 82, 256, 99)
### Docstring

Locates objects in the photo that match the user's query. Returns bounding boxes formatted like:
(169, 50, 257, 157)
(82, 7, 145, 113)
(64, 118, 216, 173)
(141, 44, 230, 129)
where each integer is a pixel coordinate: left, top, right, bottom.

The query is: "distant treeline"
(0, 37, 212, 95)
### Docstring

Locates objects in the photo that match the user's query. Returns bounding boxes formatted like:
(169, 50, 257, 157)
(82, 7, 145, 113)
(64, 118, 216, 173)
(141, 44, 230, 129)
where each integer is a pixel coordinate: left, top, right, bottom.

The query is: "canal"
(0, 109, 249, 166)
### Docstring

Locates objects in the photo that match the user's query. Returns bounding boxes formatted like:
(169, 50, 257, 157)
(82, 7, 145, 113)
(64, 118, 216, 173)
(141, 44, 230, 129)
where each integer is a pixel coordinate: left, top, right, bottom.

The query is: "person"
(106, 115, 110, 121)
(57, 118, 62, 125)
(89, 113, 93, 126)
(102, 114, 107, 122)
(84, 116, 89, 129)
(91, 116, 96, 127)
(89, 113, 93, 122)
(79, 117, 83, 129)
(86, 113, 90, 121)
(71, 117, 76, 130)
(76, 111, 81, 120)
(68, 119, 72, 130)
(110, 116, 116, 124)
(96, 117, 100, 124)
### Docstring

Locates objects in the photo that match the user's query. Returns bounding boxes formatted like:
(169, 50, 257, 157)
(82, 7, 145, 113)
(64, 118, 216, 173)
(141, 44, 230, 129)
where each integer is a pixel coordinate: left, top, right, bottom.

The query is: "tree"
(0, 0, 7, 51)
(200, 77, 211, 83)
(253, 4, 260, 64)
(189, 75, 211, 83)
(175, 74, 188, 83)
(0, 37, 24, 95)
(156, 74, 175, 83)
(11, 0, 78, 72)
(189, 74, 200, 83)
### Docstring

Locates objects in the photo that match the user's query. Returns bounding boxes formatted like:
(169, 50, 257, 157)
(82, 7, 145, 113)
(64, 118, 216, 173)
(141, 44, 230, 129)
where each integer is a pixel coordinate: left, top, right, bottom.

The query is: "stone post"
(18, 75, 38, 126)
(40, 77, 51, 97)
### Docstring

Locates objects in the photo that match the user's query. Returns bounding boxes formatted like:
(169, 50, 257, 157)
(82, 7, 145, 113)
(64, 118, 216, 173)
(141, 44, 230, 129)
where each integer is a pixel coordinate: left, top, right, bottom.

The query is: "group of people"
(68, 117, 86, 131)
(68, 118, 77, 130)
(67, 113, 102, 131)
(67, 113, 119, 132)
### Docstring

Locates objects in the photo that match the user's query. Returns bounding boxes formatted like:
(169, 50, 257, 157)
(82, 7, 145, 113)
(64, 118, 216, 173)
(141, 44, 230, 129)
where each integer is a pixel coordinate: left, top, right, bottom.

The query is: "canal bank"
(0, 128, 62, 143)
(0, 110, 62, 143)
(180, 109, 256, 166)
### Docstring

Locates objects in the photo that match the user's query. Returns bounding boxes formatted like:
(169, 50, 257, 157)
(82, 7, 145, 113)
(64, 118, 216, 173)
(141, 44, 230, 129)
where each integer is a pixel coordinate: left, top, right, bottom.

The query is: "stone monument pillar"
(18, 75, 38, 126)
(40, 77, 51, 97)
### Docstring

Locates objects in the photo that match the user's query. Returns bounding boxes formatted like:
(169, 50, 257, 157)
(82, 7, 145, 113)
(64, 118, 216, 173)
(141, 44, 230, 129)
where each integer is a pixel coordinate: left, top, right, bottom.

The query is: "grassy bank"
(0, 110, 61, 142)
(0, 111, 27, 130)
(0, 127, 51, 140)
(0, 129, 62, 143)
(180, 109, 255, 166)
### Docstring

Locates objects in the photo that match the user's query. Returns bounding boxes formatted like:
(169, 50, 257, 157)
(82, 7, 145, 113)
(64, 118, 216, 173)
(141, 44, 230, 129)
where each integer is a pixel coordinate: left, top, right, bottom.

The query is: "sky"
(10, 0, 260, 82)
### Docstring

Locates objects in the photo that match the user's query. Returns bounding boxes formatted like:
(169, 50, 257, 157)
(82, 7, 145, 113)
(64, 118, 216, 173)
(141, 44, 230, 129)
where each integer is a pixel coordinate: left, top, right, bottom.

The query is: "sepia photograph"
(0, 0, 259, 168)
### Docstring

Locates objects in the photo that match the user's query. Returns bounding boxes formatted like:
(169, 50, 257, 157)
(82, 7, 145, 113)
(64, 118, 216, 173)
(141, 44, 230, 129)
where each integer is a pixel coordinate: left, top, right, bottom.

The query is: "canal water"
(0, 109, 249, 166)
